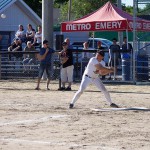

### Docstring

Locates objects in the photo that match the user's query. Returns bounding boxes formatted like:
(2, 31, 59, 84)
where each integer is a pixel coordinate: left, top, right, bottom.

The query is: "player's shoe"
(65, 87, 72, 91)
(69, 104, 74, 109)
(110, 103, 119, 108)
(58, 87, 65, 91)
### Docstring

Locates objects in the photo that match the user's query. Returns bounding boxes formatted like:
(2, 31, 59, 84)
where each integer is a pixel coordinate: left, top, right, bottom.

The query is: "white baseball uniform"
(70, 57, 112, 105)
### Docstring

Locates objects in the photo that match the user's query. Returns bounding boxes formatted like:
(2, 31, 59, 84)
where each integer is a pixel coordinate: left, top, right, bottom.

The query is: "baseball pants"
(70, 75, 112, 105)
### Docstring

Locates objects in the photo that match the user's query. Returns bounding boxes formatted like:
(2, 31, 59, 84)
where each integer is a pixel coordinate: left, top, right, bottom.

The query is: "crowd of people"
(7, 24, 42, 71)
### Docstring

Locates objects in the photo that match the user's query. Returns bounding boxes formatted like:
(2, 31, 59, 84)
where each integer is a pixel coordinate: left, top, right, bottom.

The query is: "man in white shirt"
(69, 50, 119, 109)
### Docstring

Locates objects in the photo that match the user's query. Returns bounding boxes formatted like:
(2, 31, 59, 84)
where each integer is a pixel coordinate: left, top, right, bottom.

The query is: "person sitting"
(8, 38, 23, 60)
(26, 24, 35, 43)
(32, 25, 42, 48)
(23, 41, 37, 71)
(15, 24, 26, 44)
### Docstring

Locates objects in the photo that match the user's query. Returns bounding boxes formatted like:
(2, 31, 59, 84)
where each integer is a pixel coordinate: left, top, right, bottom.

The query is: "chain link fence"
(0, 49, 150, 85)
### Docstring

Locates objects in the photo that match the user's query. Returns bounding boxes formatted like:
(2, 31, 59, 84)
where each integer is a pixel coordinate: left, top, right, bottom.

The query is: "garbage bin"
(136, 56, 148, 81)
(122, 59, 130, 81)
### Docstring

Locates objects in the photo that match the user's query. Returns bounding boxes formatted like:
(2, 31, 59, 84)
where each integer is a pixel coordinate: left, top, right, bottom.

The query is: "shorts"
(38, 63, 51, 79)
(61, 65, 74, 82)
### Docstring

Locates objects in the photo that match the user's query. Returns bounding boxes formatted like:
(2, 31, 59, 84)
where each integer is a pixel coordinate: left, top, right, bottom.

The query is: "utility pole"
(68, 0, 72, 21)
(42, 0, 53, 47)
(117, 0, 123, 47)
(42, 0, 53, 80)
(133, 0, 138, 83)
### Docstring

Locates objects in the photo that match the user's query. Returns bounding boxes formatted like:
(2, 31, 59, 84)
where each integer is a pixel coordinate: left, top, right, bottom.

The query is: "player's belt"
(85, 74, 92, 78)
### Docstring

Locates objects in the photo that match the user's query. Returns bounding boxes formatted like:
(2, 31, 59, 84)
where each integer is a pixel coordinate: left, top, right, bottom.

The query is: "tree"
(59, 0, 117, 22)
(138, 4, 150, 15)
(24, 0, 42, 18)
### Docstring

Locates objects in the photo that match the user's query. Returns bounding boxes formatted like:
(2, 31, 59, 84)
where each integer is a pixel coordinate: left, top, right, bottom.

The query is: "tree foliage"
(24, 0, 150, 23)
(24, 0, 42, 17)
(138, 4, 150, 15)
(59, 0, 117, 22)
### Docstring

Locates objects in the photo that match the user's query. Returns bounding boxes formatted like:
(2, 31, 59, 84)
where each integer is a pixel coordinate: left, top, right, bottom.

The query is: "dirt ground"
(0, 80, 150, 150)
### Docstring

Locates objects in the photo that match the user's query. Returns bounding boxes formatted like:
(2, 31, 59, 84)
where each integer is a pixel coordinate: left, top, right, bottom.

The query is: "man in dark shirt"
(121, 36, 133, 59)
(8, 38, 23, 60)
(108, 38, 120, 80)
(59, 42, 74, 91)
(35, 40, 55, 90)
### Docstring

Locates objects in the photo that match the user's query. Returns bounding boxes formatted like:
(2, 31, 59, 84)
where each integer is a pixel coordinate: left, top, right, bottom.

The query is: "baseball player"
(69, 50, 119, 109)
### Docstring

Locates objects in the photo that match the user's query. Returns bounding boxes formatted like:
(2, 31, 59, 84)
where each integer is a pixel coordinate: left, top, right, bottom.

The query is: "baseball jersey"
(83, 57, 105, 78)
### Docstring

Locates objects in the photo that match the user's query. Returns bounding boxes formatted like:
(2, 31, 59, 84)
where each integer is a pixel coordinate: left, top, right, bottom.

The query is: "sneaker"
(110, 103, 119, 108)
(69, 104, 74, 109)
(47, 87, 50, 90)
(35, 87, 40, 90)
(65, 87, 71, 91)
(58, 87, 65, 91)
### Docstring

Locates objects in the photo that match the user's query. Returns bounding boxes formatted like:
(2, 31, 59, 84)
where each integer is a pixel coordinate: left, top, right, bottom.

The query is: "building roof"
(0, 0, 14, 11)
(0, 0, 41, 25)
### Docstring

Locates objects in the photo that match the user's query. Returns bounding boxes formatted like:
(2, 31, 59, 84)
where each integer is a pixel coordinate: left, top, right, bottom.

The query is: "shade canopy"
(61, 1, 150, 32)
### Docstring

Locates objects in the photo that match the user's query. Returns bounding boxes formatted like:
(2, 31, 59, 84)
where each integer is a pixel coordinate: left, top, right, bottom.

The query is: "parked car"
(71, 38, 112, 64)
(88, 38, 112, 64)
(88, 38, 112, 49)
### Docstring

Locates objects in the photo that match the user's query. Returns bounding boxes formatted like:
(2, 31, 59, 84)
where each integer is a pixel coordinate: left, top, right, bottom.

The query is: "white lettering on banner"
(129, 22, 142, 29)
(95, 21, 122, 29)
(66, 23, 91, 31)
(143, 23, 150, 30)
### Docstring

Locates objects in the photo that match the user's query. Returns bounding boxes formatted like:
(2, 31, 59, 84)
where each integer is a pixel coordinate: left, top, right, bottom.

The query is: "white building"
(0, 0, 42, 49)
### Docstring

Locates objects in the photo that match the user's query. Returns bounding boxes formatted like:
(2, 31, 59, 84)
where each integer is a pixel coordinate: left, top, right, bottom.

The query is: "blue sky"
(122, 0, 133, 6)
(121, 0, 146, 8)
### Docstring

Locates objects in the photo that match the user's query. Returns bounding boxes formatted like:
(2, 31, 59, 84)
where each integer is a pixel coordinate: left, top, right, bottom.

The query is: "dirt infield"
(0, 80, 150, 150)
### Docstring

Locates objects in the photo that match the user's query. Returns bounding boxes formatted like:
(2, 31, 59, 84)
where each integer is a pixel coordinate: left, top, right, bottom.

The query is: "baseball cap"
(43, 39, 48, 44)
(97, 50, 105, 57)
(15, 38, 19, 40)
(62, 42, 67, 46)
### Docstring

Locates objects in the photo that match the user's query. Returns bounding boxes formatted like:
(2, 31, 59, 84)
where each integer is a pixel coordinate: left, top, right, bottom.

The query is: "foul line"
(0, 138, 66, 145)
(0, 115, 69, 126)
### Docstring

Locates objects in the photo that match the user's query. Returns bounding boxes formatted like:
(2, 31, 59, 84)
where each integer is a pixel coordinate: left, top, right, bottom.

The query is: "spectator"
(97, 41, 106, 80)
(35, 40, 55, 90)
(8, 38, 23, 60)
(82, 42, 92, 59)
(97, 41, 102, 49)
(23, 41, 37, 71)
(121, 36, 133, 59)
(26, 24, 35, 43)
(108, 38, 120, 80)
(15, 24, 26, 43)
(81, 42, 91, 75)
(32, 25, 42, 47)
(58, 42, 74, 91)
(64, 38, 73, 49)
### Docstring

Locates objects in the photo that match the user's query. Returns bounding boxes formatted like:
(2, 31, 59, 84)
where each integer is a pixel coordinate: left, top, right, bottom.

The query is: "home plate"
(91, 107, 150, 112)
